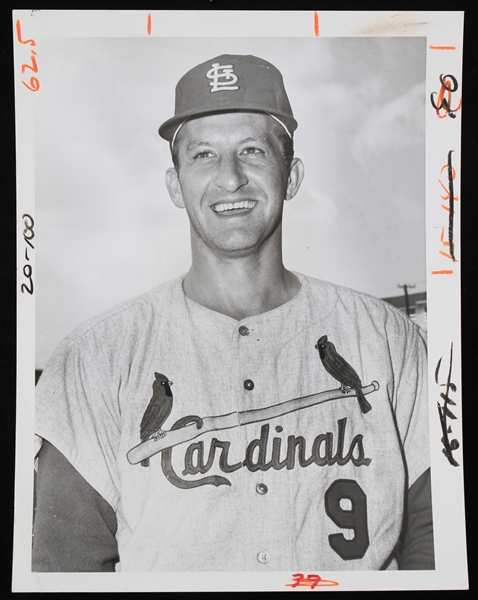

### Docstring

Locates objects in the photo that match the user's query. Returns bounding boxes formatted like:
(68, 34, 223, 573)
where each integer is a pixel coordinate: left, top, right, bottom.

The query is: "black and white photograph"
(13, 10, 467, 592)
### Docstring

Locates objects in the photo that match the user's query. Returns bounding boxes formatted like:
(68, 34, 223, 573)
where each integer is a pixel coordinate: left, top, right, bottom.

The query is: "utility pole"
(398, 284, 416, 317)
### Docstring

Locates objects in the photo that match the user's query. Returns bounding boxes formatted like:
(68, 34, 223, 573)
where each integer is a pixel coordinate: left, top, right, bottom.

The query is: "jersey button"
(256, 483, 268, 495)
(238, 325, 249, 336)
(257, 551, 270, 564)
(244, 379, 254, 391)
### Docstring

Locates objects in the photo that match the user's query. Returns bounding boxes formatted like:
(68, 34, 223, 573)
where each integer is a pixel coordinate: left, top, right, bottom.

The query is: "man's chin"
(192, 223, 280, 258)
(210, 241, 261, 258)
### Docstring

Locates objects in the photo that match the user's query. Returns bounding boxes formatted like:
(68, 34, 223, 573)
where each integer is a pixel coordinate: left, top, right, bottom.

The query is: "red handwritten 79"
(285, 573, 339, 589)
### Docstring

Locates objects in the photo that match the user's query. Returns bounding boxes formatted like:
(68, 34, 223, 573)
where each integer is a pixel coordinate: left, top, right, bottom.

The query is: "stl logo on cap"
(206, 62, 239, 93)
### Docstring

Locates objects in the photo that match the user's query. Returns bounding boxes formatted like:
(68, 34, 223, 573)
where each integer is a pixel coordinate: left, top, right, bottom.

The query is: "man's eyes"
(193, 150, 215, 160)
(241, 147, 264, 156)
(192, 147, 264, 160)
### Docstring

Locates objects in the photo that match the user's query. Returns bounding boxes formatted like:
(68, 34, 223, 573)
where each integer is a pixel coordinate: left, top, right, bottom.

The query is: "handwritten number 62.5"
(325, 479, 369, 560)
(15, 20, 40, 92)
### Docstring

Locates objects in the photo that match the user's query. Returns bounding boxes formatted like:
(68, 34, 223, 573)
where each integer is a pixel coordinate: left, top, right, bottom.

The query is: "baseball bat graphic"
(127, 381, 379, 465)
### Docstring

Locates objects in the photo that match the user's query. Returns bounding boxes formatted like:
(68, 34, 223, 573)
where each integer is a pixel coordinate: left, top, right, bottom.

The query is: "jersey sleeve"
(33, 440, 119, 572)
(392, 324, 430, 488)
(35, 333, 122, 510)
(388, 324, 436, 562)
(399, 467, 435, 570)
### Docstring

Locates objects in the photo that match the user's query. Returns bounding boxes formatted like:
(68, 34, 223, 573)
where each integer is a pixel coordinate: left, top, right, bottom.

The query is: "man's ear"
(285, 157, 305, 201)
(165, 168, 185, 209)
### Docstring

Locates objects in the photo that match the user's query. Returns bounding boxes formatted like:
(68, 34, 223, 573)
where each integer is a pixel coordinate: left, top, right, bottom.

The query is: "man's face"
(166, 112, 303, 257)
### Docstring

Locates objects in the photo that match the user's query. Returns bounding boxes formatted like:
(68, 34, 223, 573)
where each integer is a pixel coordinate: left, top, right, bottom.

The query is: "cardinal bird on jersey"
(139, 372, 174, 467)
(315, 335, 372, 414)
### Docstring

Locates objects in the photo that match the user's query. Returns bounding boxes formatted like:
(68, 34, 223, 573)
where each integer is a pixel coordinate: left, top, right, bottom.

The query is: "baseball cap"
(158, 54, 298, 143)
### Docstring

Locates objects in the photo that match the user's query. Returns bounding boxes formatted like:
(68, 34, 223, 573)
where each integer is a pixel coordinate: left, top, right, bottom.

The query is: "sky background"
(34, 36, 427, 368)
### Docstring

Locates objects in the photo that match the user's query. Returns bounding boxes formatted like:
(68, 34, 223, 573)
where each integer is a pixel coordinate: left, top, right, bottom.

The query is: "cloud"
(350, 82, 425, 167)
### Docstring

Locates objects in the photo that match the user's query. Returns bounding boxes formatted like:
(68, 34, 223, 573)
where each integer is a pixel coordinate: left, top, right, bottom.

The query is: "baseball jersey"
(35, 272, 430, 571)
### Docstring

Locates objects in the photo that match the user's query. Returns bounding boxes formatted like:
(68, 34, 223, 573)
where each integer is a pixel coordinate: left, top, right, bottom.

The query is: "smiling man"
(165, 110, 303, 320)
(33, 54, 434, 572)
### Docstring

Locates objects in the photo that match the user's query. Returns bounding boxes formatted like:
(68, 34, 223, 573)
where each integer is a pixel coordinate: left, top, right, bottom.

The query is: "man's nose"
(214, 155, 248, 193)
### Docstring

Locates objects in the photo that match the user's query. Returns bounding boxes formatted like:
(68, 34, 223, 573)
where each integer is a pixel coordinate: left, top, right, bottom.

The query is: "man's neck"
(183, 250, 301, 321)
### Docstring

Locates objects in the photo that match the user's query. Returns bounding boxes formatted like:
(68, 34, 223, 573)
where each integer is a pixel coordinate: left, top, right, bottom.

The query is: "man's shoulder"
(66, 276, 184, 343)
(298, 271, 390, 307)
(297, 272, 422, 336)
(37, 277, 186, 399)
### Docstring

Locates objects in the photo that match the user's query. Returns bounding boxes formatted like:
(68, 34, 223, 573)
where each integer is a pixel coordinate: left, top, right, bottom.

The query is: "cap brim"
(159, 106, 298, 142)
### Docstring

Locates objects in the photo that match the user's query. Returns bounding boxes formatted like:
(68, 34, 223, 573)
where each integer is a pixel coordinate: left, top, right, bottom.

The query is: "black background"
(1, 1, 477, 598)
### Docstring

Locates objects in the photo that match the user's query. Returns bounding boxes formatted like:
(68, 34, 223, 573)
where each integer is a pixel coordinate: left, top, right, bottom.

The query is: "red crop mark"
(429, 45, 456, 50)
(431, 270, 454, 275)
(147, 13, 152, 35)
(314, 11, 319, 37)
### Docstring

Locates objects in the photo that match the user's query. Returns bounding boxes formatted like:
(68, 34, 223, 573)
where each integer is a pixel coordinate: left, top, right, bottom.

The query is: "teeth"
(213, 200, 256, 213)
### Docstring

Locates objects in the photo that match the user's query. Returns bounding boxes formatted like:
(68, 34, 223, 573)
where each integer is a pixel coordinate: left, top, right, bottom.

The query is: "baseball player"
(33, 54, 434, 572)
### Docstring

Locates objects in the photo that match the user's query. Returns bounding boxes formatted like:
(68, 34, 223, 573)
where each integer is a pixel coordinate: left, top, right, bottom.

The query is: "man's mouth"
(212, 200, 257, 213)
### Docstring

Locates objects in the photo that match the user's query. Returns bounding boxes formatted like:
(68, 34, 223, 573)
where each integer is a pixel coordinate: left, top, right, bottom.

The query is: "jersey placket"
(232, 314, 295, 569)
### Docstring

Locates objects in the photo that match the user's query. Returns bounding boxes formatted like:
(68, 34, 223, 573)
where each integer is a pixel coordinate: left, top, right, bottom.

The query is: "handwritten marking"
(429, 45, 456, 50)
(286, 573, 339, 589)
(439, 250, 457, 261)
(15, 20, 35, 46)
(22, 78, 40, 92)
(15, 20, 40, 92)
(314, 11, 319, 36)
(432, 151, 458, 274)
(430, 74, 462, 119)
(438, 164, 459, 213)
(438, 151, 457, 262)
(147, 13, 152, 35)
(444, 151, 457, 261)
(436, 344, 459, 466)
(20, 214, 35, 295)
(21, 51, 38, 74)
